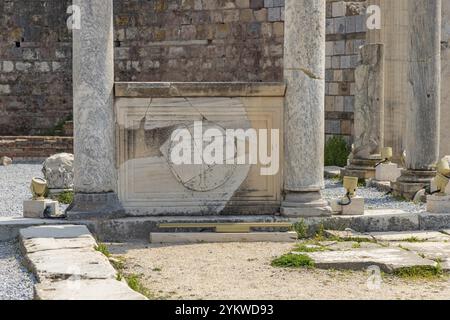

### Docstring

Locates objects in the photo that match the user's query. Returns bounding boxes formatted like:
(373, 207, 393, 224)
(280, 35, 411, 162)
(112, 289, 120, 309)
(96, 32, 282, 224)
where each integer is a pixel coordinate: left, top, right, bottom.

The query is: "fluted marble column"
(281, 0, 331, 217)
(392, 0, 441, 199)
(67, 0, 124, 219)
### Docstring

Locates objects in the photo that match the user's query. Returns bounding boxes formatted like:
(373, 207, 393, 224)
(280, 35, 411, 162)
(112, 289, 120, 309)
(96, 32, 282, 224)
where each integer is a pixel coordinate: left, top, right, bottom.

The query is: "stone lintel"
(114, 82, 287, 98)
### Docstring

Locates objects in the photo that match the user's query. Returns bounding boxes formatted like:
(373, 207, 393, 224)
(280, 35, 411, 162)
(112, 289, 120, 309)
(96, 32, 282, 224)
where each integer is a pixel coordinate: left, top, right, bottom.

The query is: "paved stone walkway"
(19, 225, 146, 300)
(301, 230, 450, 273)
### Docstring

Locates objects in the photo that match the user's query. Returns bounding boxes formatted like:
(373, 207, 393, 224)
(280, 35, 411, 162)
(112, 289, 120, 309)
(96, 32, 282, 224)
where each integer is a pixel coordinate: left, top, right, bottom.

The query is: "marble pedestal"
(427, 195, 450, 214)
(65, 193, 125, 220)
(341, 158, 381, 179)
(392, 170, 436, 200)
(375, 163, 402, 182)
(281, 192, 332, 217)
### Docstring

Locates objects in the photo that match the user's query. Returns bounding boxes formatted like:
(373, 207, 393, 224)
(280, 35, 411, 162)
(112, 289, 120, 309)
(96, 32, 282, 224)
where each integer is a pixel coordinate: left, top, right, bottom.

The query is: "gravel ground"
(109, 242, 450, 300)
(0, 241, 35, 300)
(0, 162, 43, 217)
(322, 179, 426, 213)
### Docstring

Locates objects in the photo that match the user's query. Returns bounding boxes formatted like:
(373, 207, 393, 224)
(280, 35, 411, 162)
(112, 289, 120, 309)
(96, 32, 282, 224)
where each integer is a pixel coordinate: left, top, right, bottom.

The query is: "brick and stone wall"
(0, 0, 364, 145)
(0, 136, 73, 159)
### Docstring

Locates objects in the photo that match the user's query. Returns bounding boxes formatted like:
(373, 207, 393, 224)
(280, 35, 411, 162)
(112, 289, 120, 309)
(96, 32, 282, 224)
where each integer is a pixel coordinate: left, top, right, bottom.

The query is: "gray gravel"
(0, 163, 44, 217)
(322, 179, 426, 213)
(0, 241, 35, 300)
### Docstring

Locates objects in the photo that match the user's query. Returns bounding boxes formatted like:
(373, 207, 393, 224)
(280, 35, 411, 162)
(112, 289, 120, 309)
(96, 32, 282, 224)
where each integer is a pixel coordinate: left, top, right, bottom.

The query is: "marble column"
(392, 0, 441, 199)
(366, 0, 411, 163)
(440, 1, 450, 157)
(67, 0, 124, 219)
(342, 44, 385, 179)
(281, 0, 331, 217)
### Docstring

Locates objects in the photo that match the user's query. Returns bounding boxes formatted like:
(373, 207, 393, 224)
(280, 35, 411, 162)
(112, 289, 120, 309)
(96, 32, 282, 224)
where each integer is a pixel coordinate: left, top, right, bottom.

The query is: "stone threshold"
(19, 225, 147, 300)
(114, 82, 287, 98)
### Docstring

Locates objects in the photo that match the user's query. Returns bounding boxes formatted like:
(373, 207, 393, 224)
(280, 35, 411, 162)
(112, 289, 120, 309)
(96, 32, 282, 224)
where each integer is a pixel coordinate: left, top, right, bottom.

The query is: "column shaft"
(282, 0, 330, 217)
(68, 0, 124, 219)
(392, 0, 441, 199)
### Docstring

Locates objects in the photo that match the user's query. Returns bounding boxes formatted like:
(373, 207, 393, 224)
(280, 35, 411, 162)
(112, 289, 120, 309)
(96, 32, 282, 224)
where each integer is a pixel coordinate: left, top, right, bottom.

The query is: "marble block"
(23, 199, 59, 218)
(375, 163, 402, 182)
(329, 196, 365, 216)
(427, 195, 450, 214)
(342, 196, 365, 216)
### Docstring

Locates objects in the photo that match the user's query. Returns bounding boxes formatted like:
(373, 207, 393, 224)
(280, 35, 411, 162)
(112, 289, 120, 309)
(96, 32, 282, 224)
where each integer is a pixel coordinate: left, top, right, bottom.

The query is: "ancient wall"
(325, 0, 367, 144)
(0, 0, 360, 143)
(0, 136, 73, 159)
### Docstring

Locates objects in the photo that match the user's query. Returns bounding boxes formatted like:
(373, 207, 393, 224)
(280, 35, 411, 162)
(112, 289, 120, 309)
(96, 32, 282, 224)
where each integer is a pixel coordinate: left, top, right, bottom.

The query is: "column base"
(391, 170, 436, 200)
(65, 192, 126, 220)
(281, 192, 332, 217)
(341, 158, 381, 180)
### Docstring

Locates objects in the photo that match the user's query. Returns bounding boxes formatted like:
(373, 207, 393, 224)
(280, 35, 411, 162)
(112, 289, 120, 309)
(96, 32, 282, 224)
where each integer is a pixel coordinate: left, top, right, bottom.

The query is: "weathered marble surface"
(72, 0, 116, 194)
(282, 0, 329, 217)
(366, 0, 411, 162)
(115, 96, 283, 215)
(42, 153, 74, 190)
(440, 1, 450, 157)
(353, 44, 384, 159)
(404, 0, 441, 171)
(283, 0, 325, 192)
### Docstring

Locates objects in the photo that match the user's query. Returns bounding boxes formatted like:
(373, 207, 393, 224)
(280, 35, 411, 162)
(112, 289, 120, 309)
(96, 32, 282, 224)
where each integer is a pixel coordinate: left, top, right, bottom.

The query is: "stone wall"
(0, 0, 73, 136)
(113, 0, 285, 82)
(325, 0, 367, 144)
(0, 0, 361, 144)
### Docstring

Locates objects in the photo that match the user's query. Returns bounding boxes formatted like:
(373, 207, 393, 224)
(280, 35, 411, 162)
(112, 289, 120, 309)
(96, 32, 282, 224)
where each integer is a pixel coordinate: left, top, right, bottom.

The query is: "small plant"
(393, 265, 443, 279)
(352, 242, 361, 249)
(324, 136, 351, 167)
(293, 219, 308, 239)
(314, 223, 326, 241)
(57, 191, 74, 204)
(124, 274, 153, 298)
(293, 244, 328, 253)
(271, 254, 315, 268)
(404, 237, 425, 243)
(95, 243, 111, 258)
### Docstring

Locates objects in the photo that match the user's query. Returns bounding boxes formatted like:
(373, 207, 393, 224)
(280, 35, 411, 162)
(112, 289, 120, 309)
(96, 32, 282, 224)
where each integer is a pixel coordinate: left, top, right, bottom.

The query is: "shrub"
(324, 136, 351, 167)
(57, 191, 74, 205)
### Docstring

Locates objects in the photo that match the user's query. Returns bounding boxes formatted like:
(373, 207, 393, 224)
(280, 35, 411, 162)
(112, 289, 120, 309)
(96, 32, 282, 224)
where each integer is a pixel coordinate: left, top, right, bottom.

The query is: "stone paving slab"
(35, 279, 147, 300)
(24, 248, 117, 282)
(299, 247, 437, 273)
(21, 236, 96, 254)
(323, 241, 383, 251)
(369, 231, 450, 242)
(324, 229, 374, 240)
(18, 224, 147, 300)
(20, 225, 90, 239)
(442, 229, 450, 235)
(392, 242, 450, 271)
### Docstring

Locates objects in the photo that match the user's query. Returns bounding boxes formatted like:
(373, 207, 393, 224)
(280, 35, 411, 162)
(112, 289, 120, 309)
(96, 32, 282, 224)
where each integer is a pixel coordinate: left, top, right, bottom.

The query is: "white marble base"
(427, 194, 450, 214)
(330, 196, 365, 216)
(23, 199, 59, 218)
(375, 163, 402, 182)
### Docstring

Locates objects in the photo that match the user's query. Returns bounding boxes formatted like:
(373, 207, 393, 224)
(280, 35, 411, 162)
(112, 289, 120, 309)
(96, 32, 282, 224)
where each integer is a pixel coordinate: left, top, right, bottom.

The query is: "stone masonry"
(0, 0, 359, 144)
